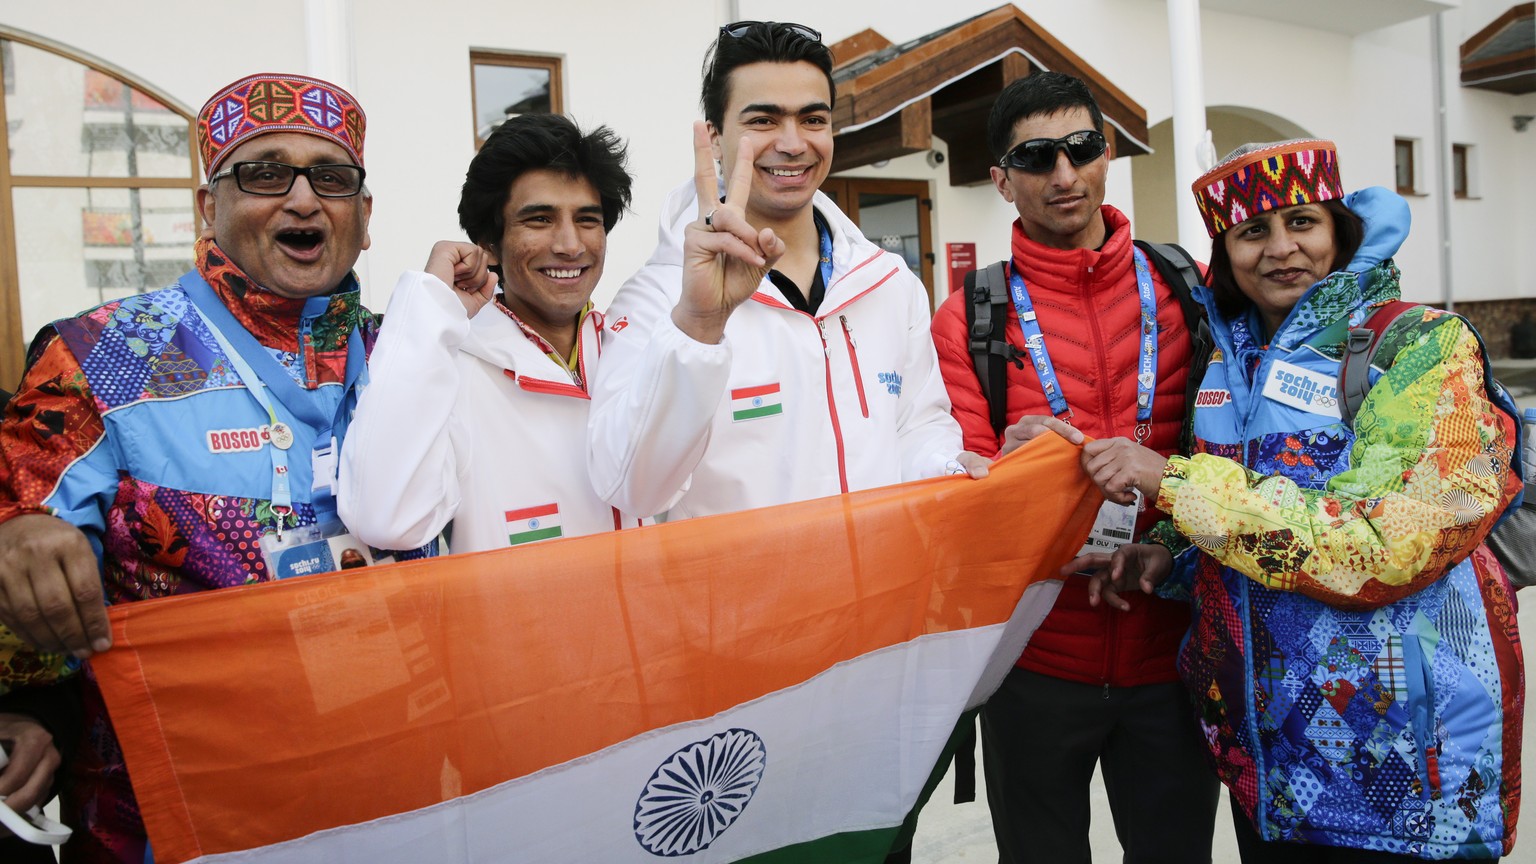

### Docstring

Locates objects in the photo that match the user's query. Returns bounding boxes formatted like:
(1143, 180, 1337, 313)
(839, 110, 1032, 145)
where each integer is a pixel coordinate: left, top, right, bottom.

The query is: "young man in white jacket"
(340, 114, 642, 553)
(588, 21, 985, 523)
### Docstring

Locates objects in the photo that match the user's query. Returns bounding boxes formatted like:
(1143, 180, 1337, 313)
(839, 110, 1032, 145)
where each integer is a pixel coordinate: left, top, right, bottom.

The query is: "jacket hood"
(459, 301, 597, 382)
(646, 177, 884, 297)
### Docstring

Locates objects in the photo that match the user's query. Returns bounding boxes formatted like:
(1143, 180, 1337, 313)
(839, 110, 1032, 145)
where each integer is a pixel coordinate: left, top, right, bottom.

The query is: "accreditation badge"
(259, 520, 396, 580)
(1076, 500, 1138, 557)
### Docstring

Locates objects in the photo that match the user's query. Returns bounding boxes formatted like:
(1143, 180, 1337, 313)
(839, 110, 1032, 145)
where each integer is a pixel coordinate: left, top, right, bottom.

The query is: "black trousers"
(1229, 796, 1424, 864)
(980, 667, 1220, 864)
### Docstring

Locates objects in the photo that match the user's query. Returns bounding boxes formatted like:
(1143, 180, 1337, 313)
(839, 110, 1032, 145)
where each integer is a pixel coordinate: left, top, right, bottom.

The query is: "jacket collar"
(1009, 205, 1134, 294)
(193, 237, 367, 354)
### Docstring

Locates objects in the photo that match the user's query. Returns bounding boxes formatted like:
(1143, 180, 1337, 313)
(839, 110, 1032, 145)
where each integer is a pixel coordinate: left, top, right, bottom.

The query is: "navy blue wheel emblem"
(634, 728, 767, 856)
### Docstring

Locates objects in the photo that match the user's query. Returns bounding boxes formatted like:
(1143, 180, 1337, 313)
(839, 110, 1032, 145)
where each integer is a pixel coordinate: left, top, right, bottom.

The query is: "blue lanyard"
(1009, 248, 1159, 441)
(816, 212, 834, 289)
(180, 274, 366, 530)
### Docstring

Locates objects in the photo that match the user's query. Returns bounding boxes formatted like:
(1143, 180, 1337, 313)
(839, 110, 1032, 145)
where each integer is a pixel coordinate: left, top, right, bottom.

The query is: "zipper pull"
(840, 314, 856, 347)
(1103, 683, 1110, 700)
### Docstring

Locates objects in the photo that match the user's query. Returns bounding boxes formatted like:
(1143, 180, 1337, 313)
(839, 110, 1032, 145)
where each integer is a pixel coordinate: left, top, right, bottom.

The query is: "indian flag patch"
(731, 383, 783, 422)
(505, 504, 562, 546)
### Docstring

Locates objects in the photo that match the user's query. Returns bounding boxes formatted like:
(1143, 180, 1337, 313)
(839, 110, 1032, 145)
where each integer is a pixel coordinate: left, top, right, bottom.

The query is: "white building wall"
(4, 0, 1531, 314)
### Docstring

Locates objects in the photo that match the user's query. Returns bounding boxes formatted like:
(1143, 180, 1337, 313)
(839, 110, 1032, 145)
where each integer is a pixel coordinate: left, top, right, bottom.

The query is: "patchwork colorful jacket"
(0, 239, 404, 863)
(1152, 189, 1523, 858)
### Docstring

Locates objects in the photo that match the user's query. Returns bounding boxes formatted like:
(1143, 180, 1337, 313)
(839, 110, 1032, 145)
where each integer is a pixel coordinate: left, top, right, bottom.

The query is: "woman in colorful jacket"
(1064, 139, 1522, 861)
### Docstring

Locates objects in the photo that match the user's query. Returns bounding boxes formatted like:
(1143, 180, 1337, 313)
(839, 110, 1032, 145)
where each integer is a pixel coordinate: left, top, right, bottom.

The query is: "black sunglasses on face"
(998, 130, 1108, 174)
(719, 20, 823, 42)
(209, 161, 367, 198)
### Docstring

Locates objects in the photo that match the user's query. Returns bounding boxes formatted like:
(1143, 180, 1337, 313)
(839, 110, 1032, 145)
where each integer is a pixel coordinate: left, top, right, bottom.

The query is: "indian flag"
(506, 503, 561, 545)
(731, 383, 782, 422)
(92, 437, 1099, 864)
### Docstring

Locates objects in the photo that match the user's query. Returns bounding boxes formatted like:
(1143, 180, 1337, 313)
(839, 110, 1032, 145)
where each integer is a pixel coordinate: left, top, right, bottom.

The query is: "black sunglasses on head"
(999, 130, 1107, 174)
(720, 20, 823, 42)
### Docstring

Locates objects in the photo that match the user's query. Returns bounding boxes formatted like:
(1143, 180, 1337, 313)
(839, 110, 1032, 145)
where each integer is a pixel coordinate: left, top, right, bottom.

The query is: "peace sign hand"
(672, 121, 786, 344)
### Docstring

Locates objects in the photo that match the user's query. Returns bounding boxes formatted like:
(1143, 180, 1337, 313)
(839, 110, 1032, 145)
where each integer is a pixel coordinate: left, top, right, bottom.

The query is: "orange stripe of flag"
(93, 435, 1099, 863)
(504, 503, 559, 521)
(731, 383, 780, 399)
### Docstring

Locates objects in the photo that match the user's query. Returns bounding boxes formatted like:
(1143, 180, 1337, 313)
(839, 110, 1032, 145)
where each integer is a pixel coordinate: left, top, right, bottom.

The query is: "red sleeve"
(930, 291, 1002, 459)
(0, 332, 107, 526)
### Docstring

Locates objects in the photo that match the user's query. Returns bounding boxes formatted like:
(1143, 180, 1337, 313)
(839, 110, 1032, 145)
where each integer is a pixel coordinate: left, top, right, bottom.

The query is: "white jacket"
(339, 271, 639, 553)
(587, 180, 963, 520)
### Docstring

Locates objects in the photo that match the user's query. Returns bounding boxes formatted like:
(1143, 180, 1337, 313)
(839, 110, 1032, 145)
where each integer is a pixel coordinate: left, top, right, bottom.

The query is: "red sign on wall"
(945, 243, 977, 294)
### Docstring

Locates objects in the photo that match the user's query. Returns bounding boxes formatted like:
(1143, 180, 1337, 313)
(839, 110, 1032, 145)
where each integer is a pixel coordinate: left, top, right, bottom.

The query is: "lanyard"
(180, 274, 366, 531)
(1009, 248, 1159, 442)
(816, 211, 834, 289)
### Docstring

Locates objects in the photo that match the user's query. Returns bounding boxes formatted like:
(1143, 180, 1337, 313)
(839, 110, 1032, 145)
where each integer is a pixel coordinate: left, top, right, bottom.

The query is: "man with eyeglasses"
(0, 73, 407, 862)
(930, 71, 1220, 863)
(589, 20, 982, 523)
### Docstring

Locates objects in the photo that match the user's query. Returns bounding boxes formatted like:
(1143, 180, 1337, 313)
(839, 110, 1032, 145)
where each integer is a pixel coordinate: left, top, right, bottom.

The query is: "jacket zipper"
(815, 317, 850, 494)
(839, 315, 869, 418)
(298, 314, 317, 390)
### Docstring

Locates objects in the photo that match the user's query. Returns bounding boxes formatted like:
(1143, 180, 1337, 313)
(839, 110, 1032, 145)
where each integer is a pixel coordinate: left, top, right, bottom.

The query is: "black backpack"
(963, 241, 1213, 454)
(1336, 301, 1532, 588)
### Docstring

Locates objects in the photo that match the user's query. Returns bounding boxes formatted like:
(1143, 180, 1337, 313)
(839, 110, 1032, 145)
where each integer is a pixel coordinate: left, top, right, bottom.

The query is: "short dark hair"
(987, 71, 1105, 162)
(701, 22, 836, 130)
(458, 113, 633, 247)
(1205, 198, 1366, 319)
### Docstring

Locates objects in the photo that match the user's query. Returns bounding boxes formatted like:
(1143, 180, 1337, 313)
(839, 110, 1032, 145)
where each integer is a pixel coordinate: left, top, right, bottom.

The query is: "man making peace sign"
(588, 21, 984, 523)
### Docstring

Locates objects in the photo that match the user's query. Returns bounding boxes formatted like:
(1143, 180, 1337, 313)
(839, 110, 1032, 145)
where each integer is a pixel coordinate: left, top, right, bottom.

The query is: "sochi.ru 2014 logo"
(633, 728, 766, 856)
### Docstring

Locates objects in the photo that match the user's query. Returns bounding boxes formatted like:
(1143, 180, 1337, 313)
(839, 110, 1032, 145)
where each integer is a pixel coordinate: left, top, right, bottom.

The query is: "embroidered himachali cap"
(1190, 139, 1342, 238)
(197, 73, 366, 177)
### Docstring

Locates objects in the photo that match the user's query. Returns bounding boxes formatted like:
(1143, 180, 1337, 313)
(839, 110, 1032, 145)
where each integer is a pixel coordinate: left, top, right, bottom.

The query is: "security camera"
(926, 150, 946, 168)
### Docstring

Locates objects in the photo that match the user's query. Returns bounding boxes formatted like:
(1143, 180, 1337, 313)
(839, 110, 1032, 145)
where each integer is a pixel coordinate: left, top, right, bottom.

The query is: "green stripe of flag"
(507, 526, 563, 545)
(737, 707, 980, 863)
(733, 403, 784, 422)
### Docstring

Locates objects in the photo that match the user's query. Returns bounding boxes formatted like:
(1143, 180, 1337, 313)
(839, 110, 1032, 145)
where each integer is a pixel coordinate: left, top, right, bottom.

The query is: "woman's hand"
(1080, 438, 1169, 506)
(1061, 543, 1173, 611)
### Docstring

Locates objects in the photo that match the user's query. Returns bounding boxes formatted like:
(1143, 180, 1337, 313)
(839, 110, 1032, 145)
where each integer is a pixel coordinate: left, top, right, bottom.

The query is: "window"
(0, 30, 199, 389)
(1452, 143, 1471, 198)
(469, 51, 562, 148)
(1393, 138, 1417, 194)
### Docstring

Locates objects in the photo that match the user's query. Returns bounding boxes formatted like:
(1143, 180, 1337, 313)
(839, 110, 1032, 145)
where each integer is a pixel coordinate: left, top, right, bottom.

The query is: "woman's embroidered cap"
(197, 73, 366, 177)
(1191, 139, 1342, 238)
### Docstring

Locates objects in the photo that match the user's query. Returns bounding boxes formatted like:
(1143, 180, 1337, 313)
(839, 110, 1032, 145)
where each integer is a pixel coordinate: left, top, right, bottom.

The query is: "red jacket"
(931, 206, 1192, 686)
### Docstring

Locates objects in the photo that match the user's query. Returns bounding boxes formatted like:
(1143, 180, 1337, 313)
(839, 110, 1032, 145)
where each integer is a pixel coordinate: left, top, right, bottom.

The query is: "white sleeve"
(894, 270, 964, 480)
(586, 264, 732, 517)
(338, 271, 471, 549)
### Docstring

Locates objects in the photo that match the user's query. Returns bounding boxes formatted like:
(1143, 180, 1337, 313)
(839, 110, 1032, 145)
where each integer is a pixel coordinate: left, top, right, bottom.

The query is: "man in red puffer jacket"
(931, 72, 1218, 864)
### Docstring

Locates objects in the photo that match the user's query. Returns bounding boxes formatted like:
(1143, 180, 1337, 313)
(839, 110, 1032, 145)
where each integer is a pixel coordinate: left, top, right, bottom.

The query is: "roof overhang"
(1196, 0, 1457, 35)
(829, 5, 1149, 186)
(1461, 3, 1535, 94)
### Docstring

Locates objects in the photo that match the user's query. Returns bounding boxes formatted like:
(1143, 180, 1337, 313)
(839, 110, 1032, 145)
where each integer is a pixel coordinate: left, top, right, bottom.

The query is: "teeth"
(544, 268, 582, 279)
(766, 167, 806, 177)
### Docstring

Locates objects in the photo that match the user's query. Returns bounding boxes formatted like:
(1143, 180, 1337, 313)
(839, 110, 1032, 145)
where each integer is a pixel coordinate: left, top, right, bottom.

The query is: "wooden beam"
(829, 28, 893, 69)
(833, 98, 932, 172)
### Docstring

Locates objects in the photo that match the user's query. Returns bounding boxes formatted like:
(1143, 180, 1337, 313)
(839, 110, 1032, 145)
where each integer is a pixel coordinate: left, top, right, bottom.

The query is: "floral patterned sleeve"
(1154, 313, 1518, 610)
(0, 331, 114, 530)
(0, 331, 105, 692)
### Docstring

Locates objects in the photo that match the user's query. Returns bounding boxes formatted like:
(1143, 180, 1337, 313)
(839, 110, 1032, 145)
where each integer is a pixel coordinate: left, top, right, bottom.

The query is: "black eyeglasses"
(998, 130, 1107, 174)
(209, 161, 367, 198)
(720, 20, 822, 42)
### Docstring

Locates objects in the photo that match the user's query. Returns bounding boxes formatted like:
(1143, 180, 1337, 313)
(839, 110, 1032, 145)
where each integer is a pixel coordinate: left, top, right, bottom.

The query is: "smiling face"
(709, 61, 833, 230)
(1222, 202, 1338, 335)
(489, 168, 606, 351)
(989, 107, 1108, 251)
(197, 132, 371, 299)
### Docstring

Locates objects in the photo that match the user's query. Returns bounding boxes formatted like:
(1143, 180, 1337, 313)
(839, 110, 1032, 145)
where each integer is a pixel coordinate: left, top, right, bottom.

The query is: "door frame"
(820, 177, 935, 308)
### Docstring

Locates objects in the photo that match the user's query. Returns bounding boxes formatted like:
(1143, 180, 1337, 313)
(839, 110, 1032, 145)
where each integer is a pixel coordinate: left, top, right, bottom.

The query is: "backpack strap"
(1133, 240, 1212, 456)
(1338, 300, 1418, 427)
(965, 261, 1015, 437)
